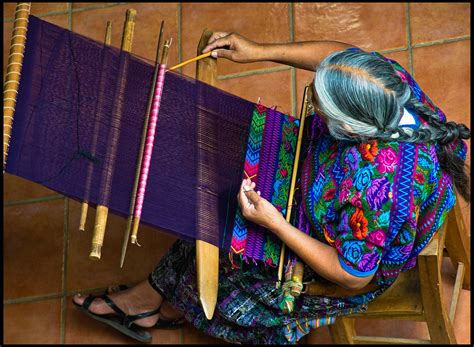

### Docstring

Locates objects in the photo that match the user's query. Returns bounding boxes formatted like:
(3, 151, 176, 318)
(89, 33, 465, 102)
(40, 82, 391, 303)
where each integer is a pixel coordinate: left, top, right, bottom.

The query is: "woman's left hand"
(237, 178, 287, 231)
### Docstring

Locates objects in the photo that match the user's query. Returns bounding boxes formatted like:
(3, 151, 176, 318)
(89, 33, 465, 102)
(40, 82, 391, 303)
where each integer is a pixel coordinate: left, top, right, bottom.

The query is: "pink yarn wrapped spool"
(133, 64, 166, 221)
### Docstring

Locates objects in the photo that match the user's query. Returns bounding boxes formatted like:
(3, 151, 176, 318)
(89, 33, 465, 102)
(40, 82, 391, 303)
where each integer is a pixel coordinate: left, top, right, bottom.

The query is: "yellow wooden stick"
(276, 85, 310, 288)
(168, 52, 212, 71)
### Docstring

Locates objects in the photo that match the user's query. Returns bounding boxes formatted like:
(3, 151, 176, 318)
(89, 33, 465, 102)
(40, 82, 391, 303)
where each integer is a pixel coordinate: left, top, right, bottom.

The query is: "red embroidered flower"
(414, 171, 425, 184)
(349, 208, 369, 240)
(280, 168, 288, 178)
(323, 188, 336, 201)
(358, 141, 379, 162)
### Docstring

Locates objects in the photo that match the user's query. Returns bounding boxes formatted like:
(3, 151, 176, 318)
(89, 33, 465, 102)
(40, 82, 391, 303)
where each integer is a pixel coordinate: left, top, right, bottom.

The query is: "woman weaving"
(73, 33, 470, 344)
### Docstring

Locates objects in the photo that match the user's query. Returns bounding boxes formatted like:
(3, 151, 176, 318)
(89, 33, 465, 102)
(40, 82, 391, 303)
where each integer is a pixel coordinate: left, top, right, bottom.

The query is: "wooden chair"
(327, 199, 469, 344)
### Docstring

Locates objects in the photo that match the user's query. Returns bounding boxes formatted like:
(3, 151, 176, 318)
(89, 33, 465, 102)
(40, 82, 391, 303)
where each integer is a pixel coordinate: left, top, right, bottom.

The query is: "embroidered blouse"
(299, 49, 467, 287)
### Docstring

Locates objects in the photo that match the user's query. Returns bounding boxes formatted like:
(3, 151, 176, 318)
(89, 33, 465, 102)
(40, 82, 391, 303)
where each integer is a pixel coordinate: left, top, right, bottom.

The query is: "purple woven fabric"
(6, 16, 261, 250)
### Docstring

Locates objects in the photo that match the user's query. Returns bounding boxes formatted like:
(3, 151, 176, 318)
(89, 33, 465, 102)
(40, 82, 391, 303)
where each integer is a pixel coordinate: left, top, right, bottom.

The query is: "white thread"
(5, 71, 21, 78)
(14, 16, 30, 21)
(8, 52, 24, 59)
(7, 62, 23, 66)
(4, 125, 13, 130)
(3, 115, 14, 120)
(4, 89, 19, 94)
(13, 25, 28, 30)
(4, 80, 20, 86)
(4, 98, 17, 102)
(9, 43, 26, 48)
(4, 133, 12, 138)
(3, 106, 16, 111)
(4, 142, 10, 148)
(11, 34, 27, 41)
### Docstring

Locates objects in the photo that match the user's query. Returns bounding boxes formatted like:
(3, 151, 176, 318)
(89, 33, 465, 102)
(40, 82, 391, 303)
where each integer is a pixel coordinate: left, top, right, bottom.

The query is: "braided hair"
(315, 49, 471, 201)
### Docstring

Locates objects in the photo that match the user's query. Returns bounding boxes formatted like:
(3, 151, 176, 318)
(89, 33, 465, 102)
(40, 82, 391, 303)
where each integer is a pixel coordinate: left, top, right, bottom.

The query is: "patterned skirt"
(149, 240, 384, 344)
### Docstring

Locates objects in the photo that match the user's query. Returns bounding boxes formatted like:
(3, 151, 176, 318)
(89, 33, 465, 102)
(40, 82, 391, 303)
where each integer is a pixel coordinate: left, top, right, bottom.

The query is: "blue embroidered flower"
(353, 165, 372, 191)
(344, 147, 361, 171)
(342, 240, 364, 264)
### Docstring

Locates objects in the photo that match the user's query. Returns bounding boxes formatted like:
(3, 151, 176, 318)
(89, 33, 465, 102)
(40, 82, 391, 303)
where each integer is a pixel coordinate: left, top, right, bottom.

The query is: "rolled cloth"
(5, 16, 301, 265)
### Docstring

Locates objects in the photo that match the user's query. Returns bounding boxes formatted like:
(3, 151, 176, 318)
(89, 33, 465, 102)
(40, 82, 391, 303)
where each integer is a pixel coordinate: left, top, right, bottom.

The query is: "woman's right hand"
(202, 32, 263, 63)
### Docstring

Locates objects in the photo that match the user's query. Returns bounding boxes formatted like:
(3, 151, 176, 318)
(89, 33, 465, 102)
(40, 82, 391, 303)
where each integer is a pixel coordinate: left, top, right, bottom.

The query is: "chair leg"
(418, 251, 457, 344)
(328, 317, 356, 344)
(445, 206, 470, 290)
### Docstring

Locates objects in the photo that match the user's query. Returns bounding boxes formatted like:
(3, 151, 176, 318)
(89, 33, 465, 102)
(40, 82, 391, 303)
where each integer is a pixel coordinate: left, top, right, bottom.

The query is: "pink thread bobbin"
(131, 63, 166, 243)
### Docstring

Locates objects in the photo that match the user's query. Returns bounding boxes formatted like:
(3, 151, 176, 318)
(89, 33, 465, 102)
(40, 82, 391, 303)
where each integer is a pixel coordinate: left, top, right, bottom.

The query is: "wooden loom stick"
(120, 20, 164, 268)
(90, 9, 136, 260)
(130, 38, 172, 246)
(276, 84, 310, 288)
(3, 2, 31, 172)
(195, 29, 219, 321)
(167, 52, 212, 71)
(79, 21, 113, 232)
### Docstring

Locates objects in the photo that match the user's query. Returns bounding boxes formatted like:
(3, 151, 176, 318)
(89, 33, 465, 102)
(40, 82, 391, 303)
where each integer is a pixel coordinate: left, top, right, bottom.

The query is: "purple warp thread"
(6, 16, 261, 250)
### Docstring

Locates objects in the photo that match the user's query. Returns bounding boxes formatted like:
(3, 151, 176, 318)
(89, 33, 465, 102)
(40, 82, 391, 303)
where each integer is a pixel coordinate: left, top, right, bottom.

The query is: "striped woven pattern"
(230, 104, 299, 266)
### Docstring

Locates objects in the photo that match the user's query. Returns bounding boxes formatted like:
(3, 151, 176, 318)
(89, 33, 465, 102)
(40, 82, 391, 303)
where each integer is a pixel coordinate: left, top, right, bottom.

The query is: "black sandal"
(106, 284, 186, 329)
(73, 294, 160, 343)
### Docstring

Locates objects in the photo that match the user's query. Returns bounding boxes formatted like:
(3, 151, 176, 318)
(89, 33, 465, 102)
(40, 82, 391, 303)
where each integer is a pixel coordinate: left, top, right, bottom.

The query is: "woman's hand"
(202, 32, 263, 63)
(237, 178, 287, 231)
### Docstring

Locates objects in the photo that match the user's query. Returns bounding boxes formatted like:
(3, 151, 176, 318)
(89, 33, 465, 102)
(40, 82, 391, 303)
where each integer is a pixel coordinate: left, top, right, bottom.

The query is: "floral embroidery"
(323, 188, 336, 201)
(342, 241, 364, 264)
(365, 229, 386, 248)
(349, 208, 369, 240)
(366, 177, 391, 210)
(344, 147, 361, 170)
(353, 165, 372, 191)
(358, 252, 380, 272)
(357, 141, 378, 161)
(375, 147, 397, 173)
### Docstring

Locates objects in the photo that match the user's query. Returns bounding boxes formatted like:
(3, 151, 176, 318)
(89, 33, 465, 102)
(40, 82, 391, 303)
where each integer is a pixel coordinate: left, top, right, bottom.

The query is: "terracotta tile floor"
(4, 2, 470, 344)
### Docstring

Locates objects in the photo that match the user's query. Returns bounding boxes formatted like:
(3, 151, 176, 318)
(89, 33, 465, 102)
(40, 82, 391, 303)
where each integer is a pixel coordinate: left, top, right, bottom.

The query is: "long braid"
(397, 95, 471, 201)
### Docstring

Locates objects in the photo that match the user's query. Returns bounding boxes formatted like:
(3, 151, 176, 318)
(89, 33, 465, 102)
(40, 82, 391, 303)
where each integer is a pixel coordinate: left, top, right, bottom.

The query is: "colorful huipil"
(149, 48, 467, 344)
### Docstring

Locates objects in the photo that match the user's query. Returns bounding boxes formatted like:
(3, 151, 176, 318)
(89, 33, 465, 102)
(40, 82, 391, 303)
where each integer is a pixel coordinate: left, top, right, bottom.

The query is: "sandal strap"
(82, 294, 98, 311)
(101, 294, 160, 327)
(101, 294, 127, 318)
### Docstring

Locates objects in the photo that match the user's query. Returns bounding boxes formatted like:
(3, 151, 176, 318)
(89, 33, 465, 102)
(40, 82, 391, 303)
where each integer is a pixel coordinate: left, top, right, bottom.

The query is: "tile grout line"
(67, 2, 72, 31)
(289, 2, 297, 118)
(405, 3, 414, 76)
(178, 2, 182, 74)
(412, 35, 470, 48)
(60, 197, 70, 344)
(3, 2, 130, 22)
(4, 194, 64, 206)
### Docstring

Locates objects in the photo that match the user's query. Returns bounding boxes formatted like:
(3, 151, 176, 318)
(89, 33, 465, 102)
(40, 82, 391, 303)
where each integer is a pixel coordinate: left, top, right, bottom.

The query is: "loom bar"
(130, 39, 172, 245)
(120, 20, 165, 268)
(79, 20, 112, 232)
(276, 84, 310, 288)
(90, 9, 136, 260)
(3, 2, 31, 172)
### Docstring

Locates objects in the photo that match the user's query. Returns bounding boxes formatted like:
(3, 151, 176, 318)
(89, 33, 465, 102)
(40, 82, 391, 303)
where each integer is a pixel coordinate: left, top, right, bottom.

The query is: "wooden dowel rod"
(90, 9, 136, 260)
(79, 20, 113, 232)
(130, 38, 172, 246)
(120, 20, 164, 268)
(168, 52, 211, 71)
(276, 85, 309, 288)
(3, 2, 31, 172)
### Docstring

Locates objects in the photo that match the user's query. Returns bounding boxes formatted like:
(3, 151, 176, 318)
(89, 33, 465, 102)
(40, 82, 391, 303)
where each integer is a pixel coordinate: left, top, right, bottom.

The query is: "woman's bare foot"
(73, 279, 163, 328)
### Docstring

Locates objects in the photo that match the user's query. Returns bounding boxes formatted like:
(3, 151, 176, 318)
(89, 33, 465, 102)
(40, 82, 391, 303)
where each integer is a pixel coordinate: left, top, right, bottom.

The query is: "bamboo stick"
(276, 84, 310, 288)
(79, 21, 112, 232)
(130, 38, 172, 246)
(168, 52, 211, 71)
(120, 20, 164, 268)
(3, 2, 31, 172)
(90, 9, 136, 260)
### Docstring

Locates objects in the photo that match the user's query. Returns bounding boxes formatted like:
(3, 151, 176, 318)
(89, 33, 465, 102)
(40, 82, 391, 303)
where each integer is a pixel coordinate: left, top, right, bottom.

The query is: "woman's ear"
(343, 123, 354, 132)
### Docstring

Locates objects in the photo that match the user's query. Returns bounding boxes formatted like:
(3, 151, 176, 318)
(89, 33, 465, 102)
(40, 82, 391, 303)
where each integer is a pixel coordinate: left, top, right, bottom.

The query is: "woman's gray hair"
(314, 49, 411, 142)
(313, 49, 471, 201)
